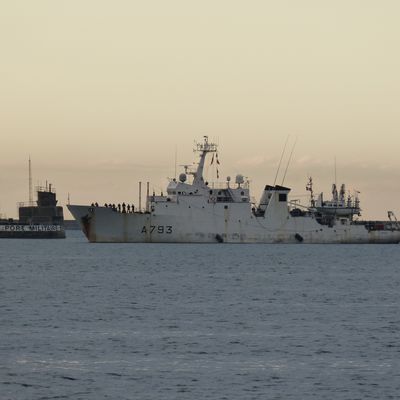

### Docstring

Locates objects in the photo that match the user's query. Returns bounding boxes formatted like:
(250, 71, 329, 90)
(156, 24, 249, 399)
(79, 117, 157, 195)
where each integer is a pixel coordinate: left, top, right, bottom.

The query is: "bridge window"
(279, 193, 287, 202)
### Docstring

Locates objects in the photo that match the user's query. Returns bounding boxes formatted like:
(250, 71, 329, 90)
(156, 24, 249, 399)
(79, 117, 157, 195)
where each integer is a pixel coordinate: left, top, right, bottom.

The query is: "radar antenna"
(180, 164, 192, 174)
(194, 135, 218, 154)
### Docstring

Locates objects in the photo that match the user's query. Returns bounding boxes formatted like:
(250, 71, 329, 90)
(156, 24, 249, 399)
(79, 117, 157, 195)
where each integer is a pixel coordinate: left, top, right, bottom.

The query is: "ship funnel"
(258, 185, 275, 213)
(258, 185, 291, 214)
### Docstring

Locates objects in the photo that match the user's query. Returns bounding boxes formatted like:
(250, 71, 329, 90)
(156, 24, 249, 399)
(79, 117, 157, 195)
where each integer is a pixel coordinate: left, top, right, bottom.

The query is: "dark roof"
(264, 185, 291, 191)
(274, 185, 291, 191)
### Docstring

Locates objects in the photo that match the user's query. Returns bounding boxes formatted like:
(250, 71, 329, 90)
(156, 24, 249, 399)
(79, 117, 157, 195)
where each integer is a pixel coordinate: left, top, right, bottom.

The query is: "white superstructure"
(68, 137, 400, 244)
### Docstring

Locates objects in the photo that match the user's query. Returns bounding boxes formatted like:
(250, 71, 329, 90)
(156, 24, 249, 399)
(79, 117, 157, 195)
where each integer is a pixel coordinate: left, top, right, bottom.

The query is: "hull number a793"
(141, 225, 173, 234)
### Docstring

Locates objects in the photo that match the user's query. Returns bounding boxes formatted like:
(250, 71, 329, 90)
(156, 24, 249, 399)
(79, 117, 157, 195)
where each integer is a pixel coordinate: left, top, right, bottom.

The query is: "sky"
(1, 0, 399, 219)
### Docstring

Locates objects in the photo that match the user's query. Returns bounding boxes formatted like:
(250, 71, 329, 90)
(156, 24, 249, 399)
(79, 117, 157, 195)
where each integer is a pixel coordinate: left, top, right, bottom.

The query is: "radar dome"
(235, 174, 244, 185)
(179, 173, 187, 183)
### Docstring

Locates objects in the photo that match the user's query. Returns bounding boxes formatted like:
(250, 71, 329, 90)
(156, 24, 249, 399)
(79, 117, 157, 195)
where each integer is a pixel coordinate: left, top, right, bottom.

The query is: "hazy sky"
(1, 1, 399, 219)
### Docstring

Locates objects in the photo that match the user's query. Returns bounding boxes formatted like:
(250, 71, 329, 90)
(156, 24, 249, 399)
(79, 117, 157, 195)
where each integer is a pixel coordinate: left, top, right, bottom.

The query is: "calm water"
(1, 232, 400, 399)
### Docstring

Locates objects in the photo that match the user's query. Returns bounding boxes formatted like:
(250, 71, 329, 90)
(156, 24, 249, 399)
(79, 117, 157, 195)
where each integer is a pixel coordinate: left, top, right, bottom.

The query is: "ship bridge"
(153, 136, 251, 208)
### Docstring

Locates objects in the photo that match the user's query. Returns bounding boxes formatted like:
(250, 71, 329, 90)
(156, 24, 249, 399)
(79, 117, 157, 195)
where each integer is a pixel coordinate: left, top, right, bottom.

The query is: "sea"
(1, 232, 400, 400)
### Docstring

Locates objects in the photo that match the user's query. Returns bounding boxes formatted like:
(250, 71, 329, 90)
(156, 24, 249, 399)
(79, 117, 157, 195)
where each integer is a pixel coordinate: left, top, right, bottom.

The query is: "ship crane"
(388, 211, 399, 230)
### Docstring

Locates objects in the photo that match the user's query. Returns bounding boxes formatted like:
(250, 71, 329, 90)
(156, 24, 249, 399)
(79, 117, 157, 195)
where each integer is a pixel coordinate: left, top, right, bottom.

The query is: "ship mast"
(193, 136, 217, 186)
(29, 156, 33, 204)
(306, 176, 315, 207)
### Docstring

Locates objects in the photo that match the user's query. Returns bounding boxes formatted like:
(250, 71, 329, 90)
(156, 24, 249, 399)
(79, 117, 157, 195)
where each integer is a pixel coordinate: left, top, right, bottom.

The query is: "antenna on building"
(29, 156, 33, 204)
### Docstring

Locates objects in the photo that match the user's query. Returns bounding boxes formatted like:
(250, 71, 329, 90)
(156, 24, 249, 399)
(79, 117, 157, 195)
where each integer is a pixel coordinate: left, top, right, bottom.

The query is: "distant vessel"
(0, 184, 66, 239)
(0, 159, 65, 239)
(68, 137, 400, 244)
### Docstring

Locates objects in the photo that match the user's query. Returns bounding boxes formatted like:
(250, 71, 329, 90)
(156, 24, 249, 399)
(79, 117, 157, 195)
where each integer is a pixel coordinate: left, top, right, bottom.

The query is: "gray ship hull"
(68, 204, 400, 244)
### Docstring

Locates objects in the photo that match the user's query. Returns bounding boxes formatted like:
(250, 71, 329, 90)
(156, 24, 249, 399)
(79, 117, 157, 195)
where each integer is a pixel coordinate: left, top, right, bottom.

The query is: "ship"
(0, 183, 65, 239)
(68, 137, 400, 244)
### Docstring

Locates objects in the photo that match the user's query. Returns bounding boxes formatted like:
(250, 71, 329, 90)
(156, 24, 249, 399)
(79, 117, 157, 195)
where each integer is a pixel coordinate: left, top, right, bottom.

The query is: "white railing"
(209, 182, 250, 190)
(17, 201, 37, 208)
(36, 185, 56, 193)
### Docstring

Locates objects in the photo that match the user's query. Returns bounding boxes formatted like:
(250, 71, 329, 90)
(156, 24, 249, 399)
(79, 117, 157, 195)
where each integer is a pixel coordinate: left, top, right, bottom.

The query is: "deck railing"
(17, 201, 37, 208)
(209, 182, 250, 190)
